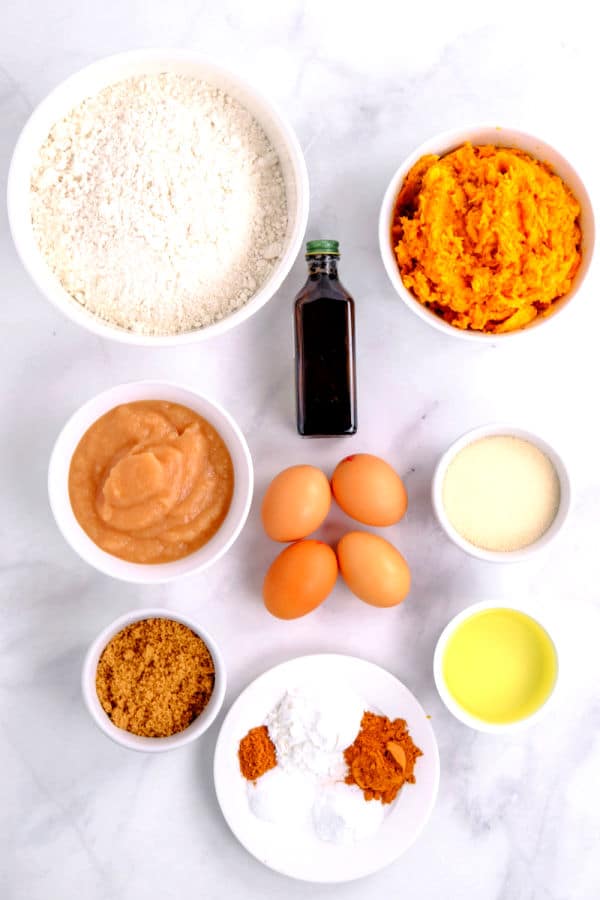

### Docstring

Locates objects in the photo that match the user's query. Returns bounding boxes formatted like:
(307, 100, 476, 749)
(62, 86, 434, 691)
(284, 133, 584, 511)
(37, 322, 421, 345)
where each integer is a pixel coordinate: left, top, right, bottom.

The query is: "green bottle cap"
(306, 239, 340, 256)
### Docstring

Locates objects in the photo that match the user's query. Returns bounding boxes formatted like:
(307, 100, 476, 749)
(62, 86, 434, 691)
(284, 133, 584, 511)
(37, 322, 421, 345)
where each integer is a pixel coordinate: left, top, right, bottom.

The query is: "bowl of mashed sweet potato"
(379, 126, 594, 340)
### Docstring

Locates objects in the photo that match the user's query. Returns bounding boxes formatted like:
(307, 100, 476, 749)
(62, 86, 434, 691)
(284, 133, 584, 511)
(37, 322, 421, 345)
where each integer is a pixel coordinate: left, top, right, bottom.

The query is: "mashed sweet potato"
(392, 143, 582, 333)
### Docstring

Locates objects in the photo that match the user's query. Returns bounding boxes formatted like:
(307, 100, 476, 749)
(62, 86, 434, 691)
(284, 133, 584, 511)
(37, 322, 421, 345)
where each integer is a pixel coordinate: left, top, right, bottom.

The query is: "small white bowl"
(7, 48, 309, 345)
(433, 600, 559, 733)
(379, 125, 595, 341)
(432, 424, 570, 563)
(82, 607, 226, 751)
(48, 381, 253, 583)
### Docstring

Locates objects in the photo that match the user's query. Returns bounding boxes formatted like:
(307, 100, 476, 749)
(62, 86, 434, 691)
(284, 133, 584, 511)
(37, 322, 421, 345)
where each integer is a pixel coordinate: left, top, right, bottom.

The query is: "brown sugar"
(96, 617, 215, 737)
(238, 725, 277, 781)
(344, 711, 422, 804)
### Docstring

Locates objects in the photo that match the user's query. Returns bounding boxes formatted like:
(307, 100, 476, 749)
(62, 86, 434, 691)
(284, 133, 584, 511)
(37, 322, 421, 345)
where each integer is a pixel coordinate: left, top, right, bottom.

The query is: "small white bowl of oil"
(433, 601, 559, 733)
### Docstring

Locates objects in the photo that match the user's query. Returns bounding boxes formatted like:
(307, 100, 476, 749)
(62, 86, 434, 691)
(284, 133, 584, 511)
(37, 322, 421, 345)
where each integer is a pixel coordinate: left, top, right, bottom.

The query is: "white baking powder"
(312, 782, 385, 844)
(30, 73, 288, 335)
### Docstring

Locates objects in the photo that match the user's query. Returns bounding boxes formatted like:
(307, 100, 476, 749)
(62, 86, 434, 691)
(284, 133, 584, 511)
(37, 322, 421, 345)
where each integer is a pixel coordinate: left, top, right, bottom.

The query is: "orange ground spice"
(392, 143, 582, 334)
(238, 725, 277, 782)
(344, 711, 422, 804)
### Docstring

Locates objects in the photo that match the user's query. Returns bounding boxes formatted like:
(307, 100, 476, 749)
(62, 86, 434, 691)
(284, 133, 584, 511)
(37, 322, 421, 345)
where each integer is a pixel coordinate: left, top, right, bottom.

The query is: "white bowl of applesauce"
(48, 381, 253, 583)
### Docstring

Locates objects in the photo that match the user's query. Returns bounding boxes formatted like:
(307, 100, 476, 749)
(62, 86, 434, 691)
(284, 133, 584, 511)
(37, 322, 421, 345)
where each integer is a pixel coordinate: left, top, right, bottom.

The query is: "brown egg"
(331, 454, 408, 526)
(263, 540, 338, 620)
(337, 531, 410, 608)
(261, 465, 331, 542)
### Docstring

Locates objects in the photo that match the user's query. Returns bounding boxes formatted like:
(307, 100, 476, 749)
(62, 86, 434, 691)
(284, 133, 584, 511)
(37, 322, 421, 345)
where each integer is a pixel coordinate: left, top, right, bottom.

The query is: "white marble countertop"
(2, 3, 599, 898)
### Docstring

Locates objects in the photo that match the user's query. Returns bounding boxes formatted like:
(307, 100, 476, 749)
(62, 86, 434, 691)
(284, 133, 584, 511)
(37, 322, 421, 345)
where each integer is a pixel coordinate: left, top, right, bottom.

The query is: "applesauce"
(68, 401, 234, 564)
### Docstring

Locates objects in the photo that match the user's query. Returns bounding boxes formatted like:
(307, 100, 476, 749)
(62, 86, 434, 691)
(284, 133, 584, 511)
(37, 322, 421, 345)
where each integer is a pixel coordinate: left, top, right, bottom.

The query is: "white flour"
(265, 686, 364, 779)
(30, 73, 288, 335)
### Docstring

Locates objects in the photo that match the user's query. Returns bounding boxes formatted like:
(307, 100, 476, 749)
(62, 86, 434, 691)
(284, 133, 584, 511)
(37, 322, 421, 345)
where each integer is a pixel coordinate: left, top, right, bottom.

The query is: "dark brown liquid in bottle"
(294, 253, 357, 436)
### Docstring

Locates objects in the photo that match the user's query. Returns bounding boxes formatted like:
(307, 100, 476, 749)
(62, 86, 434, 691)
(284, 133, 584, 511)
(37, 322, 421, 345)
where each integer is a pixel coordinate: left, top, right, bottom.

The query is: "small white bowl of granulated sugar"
(432, 424, 571, 562)
(8, 49, 309, 345)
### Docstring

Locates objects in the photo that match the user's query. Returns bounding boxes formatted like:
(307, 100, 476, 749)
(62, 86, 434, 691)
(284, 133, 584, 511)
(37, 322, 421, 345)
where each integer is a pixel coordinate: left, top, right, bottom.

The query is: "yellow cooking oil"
(442, 608, 557, 724)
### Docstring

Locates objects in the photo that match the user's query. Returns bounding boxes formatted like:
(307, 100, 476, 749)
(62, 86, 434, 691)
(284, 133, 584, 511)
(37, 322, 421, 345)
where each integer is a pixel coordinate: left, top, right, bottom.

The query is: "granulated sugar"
(30, 73, 288, 335)
(442, 435, 561, 552)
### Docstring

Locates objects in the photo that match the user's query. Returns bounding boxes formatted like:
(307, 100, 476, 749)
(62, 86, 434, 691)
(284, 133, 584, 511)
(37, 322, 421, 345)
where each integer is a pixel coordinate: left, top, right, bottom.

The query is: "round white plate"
(213, 654, 440, 883)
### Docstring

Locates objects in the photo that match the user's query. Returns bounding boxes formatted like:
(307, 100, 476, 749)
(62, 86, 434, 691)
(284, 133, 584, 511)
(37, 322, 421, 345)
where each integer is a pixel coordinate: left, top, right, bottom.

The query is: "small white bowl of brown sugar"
(432, 424, 571, 562)
(82, 608, 226, 751)
(8, 49, 309, 344)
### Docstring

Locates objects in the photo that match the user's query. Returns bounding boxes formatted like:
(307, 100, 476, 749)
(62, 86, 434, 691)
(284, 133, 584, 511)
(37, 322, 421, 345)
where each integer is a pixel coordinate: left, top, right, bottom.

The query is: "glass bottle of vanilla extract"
(294, 240, 357, 437)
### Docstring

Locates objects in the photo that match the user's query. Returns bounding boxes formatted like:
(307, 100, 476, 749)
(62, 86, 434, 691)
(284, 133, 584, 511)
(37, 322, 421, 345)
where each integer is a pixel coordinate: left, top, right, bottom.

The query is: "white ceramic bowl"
(379, 125, 595, 341)
(82, 607, 226, 751)
(432, 423, 570, 563)
(433, 600, 559, 733)
(48, 381, 253, 583)
(7, 48, 309, 345)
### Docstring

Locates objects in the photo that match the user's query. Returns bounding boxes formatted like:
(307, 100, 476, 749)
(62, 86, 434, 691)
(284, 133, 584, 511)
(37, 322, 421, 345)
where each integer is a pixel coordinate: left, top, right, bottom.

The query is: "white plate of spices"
(213, 654, 439, 883)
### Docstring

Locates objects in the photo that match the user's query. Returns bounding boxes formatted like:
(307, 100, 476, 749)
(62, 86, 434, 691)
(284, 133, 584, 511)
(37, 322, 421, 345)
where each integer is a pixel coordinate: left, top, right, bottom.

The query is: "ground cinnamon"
(344, 711, 422, 804)
(96, 617, 214, 737)
(239, 725, 277, 781)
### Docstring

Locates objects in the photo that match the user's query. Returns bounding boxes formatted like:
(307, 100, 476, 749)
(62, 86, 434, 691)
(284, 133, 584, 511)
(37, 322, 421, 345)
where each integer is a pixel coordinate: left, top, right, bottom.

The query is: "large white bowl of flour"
(8, 49, 309, 345)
